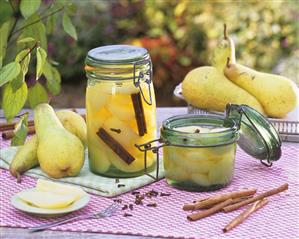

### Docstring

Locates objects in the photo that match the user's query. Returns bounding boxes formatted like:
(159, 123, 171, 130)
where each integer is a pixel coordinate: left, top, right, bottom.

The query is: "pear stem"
(226, 57, 230, 68)
(224, 23, 227, 39)
(16, 172, 21, 183)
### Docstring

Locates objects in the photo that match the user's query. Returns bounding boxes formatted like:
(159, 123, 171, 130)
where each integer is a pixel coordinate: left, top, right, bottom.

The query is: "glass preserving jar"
(136, 104, 281, 191)
(85, 45, 157, 178)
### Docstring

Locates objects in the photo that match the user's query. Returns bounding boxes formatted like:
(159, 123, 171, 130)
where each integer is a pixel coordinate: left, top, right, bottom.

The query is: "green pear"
(9, 135, 38, 183)
(211, 24, 236, 71)
(182, 66, 265, 114)
(224, 60, 298, 118)
(34, 103, 84, 178)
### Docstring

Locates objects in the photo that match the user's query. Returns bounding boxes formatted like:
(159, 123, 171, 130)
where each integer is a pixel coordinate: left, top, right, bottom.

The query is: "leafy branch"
(11, 5, 65, 37)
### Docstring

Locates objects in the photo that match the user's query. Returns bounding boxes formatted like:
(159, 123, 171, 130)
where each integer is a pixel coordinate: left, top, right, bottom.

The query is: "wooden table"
(0, 107, 187, 239)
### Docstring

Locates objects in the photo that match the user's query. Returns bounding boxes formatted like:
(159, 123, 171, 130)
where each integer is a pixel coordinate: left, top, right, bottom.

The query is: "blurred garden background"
(1, 0, 299, 108)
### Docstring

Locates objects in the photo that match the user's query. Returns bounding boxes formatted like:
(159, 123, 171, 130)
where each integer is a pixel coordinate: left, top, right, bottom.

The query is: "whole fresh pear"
(9, 135, 38, 183)
(211, 24, 236, 71)
(224, 58, 298, 118)
(182, 66, 265, 113)
(56, 110, 87, 147)
(34, 103, 84, 178)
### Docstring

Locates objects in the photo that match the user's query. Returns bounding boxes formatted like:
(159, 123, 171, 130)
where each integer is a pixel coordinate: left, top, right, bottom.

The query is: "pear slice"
(17, 190, 77, 209)
(190, 173, 210, 187)
(36, 179, 86, 201)
(106, 94, 135, 121)
(208, 156, 234, 185)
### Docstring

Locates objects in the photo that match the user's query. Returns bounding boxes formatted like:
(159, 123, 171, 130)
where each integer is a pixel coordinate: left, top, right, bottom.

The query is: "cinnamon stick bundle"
(223, 198, 268, 233)
(97, 128, 135, 164)
(131, 93, 147, 136)
(183, 188, 257, 211)
(187, 199, 233, 221)
(222, 183, 288, 213)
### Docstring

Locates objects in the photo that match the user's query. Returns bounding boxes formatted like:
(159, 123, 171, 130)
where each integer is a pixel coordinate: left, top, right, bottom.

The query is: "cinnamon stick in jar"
(222, 183, 288, 213)
(131, 93, 147, 136)
(183, 188, 257, 211)
(223, 198, 268, 233)
(97, 128, 135, 164)
(187, 199, 233, 221)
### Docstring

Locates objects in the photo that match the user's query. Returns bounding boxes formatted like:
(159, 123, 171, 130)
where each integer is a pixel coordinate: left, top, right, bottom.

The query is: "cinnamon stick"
(97, 128, 135, 164)
(200, 195, 254, 210)
(2, 126, 35, 140)
(223, 198, 268, 233)
(183, 188, 257, 211)
(222, 183, 288, 213)
(0, 120, 34, 132)
(187, 199, 233, 221)
(131, 93, 147, 136)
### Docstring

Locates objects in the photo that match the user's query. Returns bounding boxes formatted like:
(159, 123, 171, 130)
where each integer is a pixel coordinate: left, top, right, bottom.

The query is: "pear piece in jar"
(172, 147, 216, 174)
(88, 142, 111, 174)
(107, 147, 154, 173)
(86, 85, 111, 112)
(163, 147, 189, 182)
(106, 94, 136, 121)
(87, 107, 111, 138)
(191, 173, 211, 187)
(102, 116, 139, 149)
(208, 156, 234, 185)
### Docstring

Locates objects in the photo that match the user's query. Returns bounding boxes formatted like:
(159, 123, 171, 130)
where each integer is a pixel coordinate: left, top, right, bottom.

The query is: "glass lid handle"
(133, 59, 153, 105)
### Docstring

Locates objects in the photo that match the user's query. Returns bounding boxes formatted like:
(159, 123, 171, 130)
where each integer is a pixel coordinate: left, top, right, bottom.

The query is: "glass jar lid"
(86, 45, 149, 65)
(226, 104, 281, 166)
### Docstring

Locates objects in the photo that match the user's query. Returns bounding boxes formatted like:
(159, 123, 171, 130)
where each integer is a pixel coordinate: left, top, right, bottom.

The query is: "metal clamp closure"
(133, 59, 153, 105)
(135, 138, 167, 180)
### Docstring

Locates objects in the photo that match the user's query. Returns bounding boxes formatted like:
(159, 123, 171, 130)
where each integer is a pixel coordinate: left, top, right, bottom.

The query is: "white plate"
(11, 188, 90, 217)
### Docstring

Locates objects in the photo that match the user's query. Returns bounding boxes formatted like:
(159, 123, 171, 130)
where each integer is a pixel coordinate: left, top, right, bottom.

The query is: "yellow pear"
(56, 110, 87, 147)
(211, 24, 236, 71)
(224, 60, 298, 118)
(9, 135, 38, 183)
(182, 66, 265, 113)
(34, 103, 84, 179)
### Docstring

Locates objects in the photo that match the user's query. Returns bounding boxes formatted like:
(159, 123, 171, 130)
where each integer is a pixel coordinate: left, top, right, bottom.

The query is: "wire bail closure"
(226, 104, 273, 167)
(135, 138, 167, 181)
(133, 58, 153, 105)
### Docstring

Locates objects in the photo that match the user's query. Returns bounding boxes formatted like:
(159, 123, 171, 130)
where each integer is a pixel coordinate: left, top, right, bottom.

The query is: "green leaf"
(17, 37, 36, 44)
(20, 0, 41, 19)
(0, 20, 12, 68)
(15, 49, 31, 75)
(36, 47, 47, 80)
(62, 13, 77, 40)
(11, 71, 24, 92)
(11, 50, 31, 91)
(43, 61, 61, 95)
(46, 15, 56, 34)
(11, 113, 29, 146)
(0, 62, 21, 87)
(28, 82, 48, 108)
(66, 3, 77, 15)
(2, 82, 28, 122)
(21, 14, 47, 50)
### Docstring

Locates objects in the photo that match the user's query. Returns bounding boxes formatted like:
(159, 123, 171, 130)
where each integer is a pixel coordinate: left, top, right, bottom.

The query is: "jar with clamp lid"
(85, 45, 157, 178)
(136, 104, 282, 191)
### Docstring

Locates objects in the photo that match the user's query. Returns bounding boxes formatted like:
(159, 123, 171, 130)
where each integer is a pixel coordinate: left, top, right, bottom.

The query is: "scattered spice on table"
(146, 203, 157, 207)
(123, 213, 133, 217)
(122, 205, 128, 210)
(117, 184, 125, 188)
(129, 204, 134, 210)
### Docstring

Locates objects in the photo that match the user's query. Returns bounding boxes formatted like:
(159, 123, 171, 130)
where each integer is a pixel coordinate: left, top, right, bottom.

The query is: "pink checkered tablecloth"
(1, 136, 299, 238)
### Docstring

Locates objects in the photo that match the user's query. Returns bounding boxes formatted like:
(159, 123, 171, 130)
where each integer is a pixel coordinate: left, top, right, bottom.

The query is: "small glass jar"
(161, 115, 239, 191)
(136, 104, 281, 191)
(85, 45, 157, 178)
